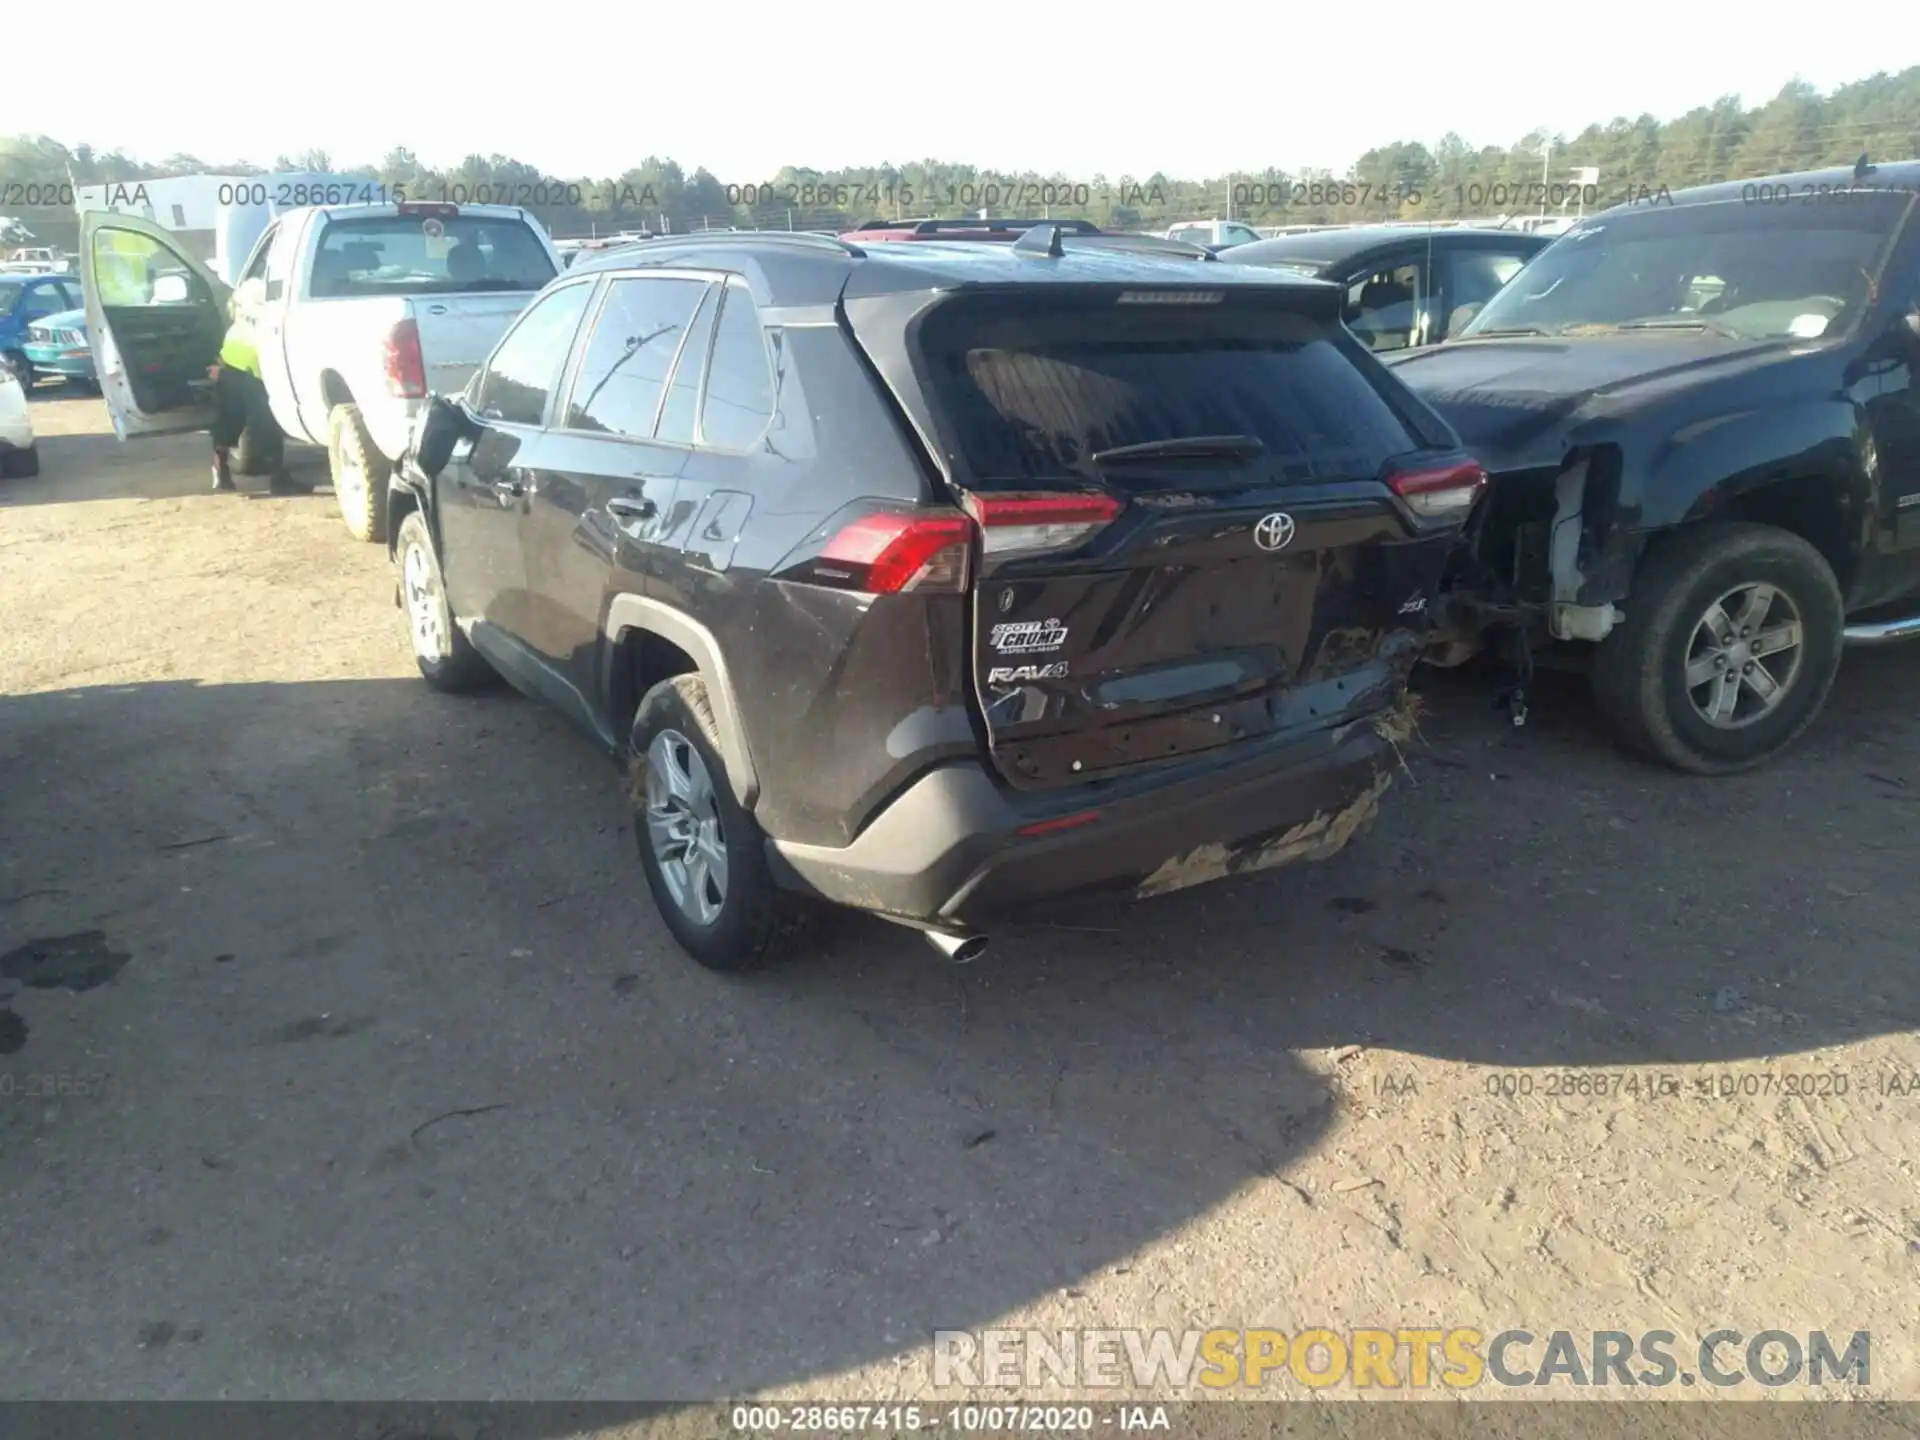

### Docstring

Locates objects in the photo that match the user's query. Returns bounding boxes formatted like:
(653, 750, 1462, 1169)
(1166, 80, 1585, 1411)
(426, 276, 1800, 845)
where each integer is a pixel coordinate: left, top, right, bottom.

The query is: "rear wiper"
(1091, 435, 1266, 466)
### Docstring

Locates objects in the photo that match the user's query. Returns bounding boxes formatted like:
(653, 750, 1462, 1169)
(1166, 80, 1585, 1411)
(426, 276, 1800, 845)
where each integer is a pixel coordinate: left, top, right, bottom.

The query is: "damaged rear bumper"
(766, 718, 1396, 930)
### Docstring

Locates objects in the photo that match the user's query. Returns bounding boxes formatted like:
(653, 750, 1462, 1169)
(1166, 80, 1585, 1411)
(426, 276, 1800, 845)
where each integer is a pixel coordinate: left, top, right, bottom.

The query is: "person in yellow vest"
(207, 278, 301, 494)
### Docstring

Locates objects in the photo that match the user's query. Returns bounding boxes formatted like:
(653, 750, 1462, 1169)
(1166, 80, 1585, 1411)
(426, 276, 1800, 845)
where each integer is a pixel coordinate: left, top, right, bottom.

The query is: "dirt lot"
(3, 392, 1918, 1410)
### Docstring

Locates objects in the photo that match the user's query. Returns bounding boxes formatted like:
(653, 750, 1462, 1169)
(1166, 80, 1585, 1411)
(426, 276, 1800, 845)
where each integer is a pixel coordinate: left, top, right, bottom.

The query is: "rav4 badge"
(988, 663, 1068, 684)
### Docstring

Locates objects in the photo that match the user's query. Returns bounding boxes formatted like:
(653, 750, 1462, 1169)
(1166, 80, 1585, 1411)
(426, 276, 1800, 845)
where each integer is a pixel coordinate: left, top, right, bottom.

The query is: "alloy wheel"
(645, 729, 729, 925)
(1683, 581, 1804, 729)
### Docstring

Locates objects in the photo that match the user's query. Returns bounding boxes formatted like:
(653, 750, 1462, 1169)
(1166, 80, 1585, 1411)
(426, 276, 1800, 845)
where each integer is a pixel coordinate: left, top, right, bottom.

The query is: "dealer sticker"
(990, 618, 1069, 654)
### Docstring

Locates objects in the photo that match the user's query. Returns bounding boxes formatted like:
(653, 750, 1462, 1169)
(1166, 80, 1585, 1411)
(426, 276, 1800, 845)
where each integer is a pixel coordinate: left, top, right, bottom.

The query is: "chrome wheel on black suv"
(1592, 523, 1843, 774)
(394, 511, 494, 692)
(629, 676, 812, 972)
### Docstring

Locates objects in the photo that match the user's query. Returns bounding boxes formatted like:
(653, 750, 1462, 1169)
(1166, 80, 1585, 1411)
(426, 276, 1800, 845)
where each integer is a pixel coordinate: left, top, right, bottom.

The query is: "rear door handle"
(606, 495, 657, 521)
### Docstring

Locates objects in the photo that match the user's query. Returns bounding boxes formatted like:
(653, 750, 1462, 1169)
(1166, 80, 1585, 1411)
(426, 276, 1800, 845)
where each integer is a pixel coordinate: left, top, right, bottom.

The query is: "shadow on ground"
(0, 650, 1916, 1399)
(0, 419, 331, 508)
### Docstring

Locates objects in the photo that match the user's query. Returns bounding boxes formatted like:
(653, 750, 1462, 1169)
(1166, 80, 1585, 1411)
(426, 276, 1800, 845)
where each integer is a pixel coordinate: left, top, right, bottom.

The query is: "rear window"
(308, 214, 555, 298)
(917, 294, 1428, 485)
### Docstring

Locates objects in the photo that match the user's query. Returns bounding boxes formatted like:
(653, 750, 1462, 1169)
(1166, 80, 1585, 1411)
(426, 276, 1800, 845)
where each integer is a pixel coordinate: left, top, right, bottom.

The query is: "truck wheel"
(629, 675, 815, 972)
(328, 403, 391, 543)
(395, 511, 494, 692)
(235, 410, 286, 476)
(1590, 523, 1843, 774)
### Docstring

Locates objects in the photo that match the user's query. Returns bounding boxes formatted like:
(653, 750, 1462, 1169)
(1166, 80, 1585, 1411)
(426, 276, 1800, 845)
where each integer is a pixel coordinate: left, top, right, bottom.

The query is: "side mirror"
(151, 273, 191, 304)
(1904, 306, 1920, 346)
(413, 394, 483, 480)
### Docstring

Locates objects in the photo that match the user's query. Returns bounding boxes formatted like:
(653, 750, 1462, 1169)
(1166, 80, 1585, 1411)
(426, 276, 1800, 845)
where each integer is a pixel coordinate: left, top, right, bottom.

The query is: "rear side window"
(654, 285, 719, 445)
(564, 276, 711, 439)
(918, 295, 1425, 485)
(308, 214, 555, 298)
(699, 283, 777, 451)
(470, 281, 595, 426)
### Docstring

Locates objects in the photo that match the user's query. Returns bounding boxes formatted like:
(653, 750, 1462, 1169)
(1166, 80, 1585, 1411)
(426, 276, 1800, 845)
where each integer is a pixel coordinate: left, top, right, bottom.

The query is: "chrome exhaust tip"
(923, 929, 988, 964)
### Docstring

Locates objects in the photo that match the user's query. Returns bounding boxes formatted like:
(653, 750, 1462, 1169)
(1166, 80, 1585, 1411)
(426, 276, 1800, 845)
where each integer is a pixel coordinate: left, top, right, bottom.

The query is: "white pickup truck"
(79, 201, 561, 539)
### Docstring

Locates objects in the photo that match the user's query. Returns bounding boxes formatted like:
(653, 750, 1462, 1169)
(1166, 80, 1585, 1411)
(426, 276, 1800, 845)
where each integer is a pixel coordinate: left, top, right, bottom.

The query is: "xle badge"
(988, 663, 1068, 684)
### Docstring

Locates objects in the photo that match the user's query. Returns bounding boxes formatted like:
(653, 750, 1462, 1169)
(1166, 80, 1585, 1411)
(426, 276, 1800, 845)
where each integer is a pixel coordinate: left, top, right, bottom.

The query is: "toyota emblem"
(1254, 512, 1296, 552)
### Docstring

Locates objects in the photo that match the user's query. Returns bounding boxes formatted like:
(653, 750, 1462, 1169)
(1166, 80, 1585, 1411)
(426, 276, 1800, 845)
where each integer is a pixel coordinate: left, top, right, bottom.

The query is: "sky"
(13, 2, 1917, 181)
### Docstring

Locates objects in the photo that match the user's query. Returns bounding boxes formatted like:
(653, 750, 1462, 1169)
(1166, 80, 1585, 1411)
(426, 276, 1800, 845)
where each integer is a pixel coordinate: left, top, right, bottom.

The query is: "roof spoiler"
(1013, 225, 1218, 261)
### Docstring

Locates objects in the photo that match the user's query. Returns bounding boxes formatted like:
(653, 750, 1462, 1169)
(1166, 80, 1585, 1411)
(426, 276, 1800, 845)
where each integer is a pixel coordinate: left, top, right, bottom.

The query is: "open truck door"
(80, 211, 232, 440)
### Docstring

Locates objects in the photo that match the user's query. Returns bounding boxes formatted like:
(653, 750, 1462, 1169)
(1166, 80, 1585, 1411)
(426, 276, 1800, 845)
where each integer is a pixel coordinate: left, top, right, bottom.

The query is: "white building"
(74, 170, 365, 282)
(74, 174, 245, 233)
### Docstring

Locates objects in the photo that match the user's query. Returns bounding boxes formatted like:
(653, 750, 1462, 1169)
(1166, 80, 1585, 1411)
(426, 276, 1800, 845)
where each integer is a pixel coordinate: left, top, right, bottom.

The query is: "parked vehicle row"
(54, 159, 1920, 972)
(1220, 225, 1550, 351)
(0, 270, 84, 385)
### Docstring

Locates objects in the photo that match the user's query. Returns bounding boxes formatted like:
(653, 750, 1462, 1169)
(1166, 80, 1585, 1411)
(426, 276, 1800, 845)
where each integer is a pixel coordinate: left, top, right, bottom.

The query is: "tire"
(235, 409, 286, 477)
(0, 444, 38, 479)
(395, 510, 494, 692)
(328, 402, 390, 543)
(1590, 522, 1843, 774)
(630, 675, 814, 971)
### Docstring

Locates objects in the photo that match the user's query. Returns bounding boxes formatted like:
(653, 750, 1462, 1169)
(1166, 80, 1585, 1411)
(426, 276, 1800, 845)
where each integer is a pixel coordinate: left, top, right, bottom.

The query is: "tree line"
(4, 67, 1917, 244)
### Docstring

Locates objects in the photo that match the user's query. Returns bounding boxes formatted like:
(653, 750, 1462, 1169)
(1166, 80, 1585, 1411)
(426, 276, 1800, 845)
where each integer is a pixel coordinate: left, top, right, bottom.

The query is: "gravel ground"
(2, 393, 1917, 1413)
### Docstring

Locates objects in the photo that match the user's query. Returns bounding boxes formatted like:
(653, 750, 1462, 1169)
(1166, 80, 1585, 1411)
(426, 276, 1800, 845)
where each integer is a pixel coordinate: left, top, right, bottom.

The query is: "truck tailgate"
(411, 293, 536, 395)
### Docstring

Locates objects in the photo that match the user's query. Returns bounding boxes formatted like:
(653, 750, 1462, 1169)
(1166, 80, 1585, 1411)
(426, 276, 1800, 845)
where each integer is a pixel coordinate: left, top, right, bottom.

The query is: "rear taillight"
(804, 512, 973, 594)
(962, 492, 1124, 558)
(383, 318, 427, 399)
(1386, 459, 1487, 520)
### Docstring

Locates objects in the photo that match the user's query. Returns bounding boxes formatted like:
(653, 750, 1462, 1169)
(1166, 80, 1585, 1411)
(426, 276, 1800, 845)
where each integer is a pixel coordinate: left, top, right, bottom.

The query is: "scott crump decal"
(989, 663, 1069, 684)
(990, 619, 1069, 655)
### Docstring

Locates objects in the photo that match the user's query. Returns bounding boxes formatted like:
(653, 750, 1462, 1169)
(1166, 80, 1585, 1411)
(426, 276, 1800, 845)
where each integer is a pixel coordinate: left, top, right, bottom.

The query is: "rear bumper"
(767, 719, 1395, 929)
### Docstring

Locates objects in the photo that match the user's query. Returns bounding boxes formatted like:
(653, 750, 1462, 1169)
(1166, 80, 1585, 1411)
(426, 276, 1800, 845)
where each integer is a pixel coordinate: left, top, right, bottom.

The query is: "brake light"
(809, 512, 973, 594)
(1386, 459, 1487, 519)
(962, 492, 1124, 558)
(397, 201, 459, 219)
(383, 318, 427, 399)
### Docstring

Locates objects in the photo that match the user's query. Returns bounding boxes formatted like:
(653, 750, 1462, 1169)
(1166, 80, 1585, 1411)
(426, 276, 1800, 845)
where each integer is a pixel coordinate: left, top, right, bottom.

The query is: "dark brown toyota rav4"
(392, 224, 1485, 969)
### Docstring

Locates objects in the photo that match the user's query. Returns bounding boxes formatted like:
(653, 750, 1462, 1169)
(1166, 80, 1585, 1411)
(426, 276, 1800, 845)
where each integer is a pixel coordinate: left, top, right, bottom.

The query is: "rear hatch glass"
(908, 288, 1450, 788)
(310, 214, 556, 298)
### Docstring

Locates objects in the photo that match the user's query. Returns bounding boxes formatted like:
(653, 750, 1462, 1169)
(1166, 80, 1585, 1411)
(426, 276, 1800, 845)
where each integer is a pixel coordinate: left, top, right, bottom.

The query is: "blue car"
(22, 307, 94, 387)
(0, 272, 84, 386)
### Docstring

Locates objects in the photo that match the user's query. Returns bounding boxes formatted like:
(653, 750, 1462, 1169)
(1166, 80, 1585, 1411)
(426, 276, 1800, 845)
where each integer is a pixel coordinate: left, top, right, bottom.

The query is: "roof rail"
(851, 217, 1100, 236)
(599, 229, 868, 259)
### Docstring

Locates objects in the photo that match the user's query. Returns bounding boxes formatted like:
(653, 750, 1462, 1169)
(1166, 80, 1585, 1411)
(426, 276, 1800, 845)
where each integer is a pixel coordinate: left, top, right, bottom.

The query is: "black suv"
(389, 226, 1485, 969)
(1391, 161, 1920, 772)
